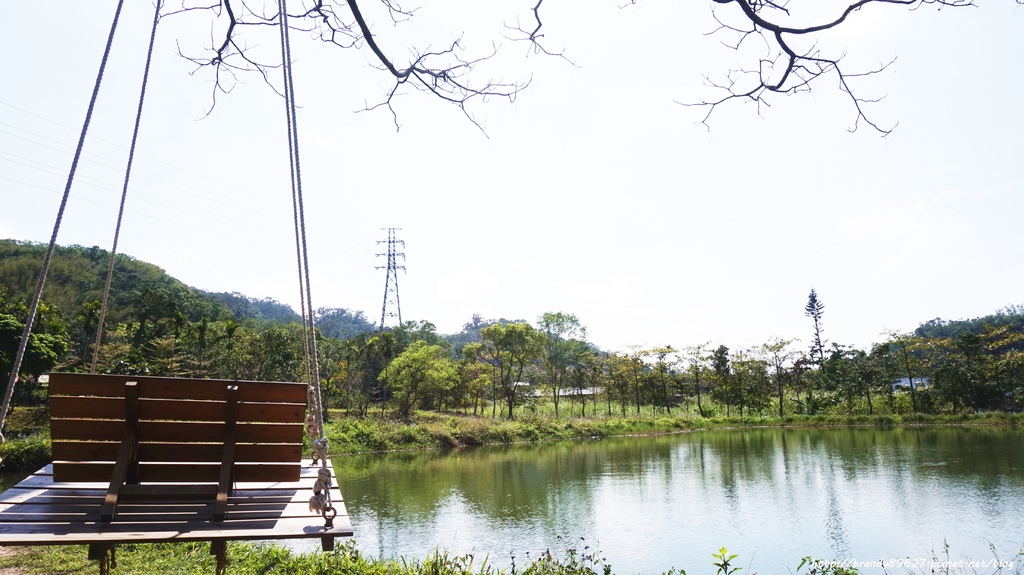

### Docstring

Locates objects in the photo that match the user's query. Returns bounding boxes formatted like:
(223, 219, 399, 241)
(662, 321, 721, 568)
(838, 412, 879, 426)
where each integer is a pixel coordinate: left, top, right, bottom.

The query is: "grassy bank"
(0, 539, 864, 575)
(320, 410, 1024, 454)
(4, 538, 1019, 575)
(2, 409, 1022, 475)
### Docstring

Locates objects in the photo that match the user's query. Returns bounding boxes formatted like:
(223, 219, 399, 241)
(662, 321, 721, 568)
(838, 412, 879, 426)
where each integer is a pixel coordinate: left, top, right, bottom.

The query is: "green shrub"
(0, 432, 50, 474)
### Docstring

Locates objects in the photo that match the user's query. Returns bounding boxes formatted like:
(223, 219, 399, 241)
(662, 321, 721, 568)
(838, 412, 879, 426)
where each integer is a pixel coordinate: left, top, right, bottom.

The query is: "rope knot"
(305, 411, 320, 438)
(313, 467, 332, 493)
(309, 492, 328, 514)
(311, 437, 329, 465)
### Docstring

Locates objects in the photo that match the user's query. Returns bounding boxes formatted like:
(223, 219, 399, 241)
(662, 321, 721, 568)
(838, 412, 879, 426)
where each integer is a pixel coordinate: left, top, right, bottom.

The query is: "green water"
(330, 427, 1024, 574)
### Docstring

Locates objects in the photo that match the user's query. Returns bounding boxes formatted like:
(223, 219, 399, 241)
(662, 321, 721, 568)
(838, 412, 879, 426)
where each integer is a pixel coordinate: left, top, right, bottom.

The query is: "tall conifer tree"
(805, 289, 827, 367)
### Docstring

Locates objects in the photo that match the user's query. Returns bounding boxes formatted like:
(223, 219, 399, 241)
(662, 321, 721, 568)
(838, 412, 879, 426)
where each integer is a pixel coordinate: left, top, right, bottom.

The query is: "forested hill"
(0, 239, 376, 377)
(914, 306, 1024, 340)
(1, 239, 228, 325)
(203, 291, 301, 324)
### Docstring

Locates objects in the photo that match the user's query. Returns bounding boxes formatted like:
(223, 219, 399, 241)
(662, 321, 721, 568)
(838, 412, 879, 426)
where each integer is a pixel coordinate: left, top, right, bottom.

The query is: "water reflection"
(330, 428, 1024, 574)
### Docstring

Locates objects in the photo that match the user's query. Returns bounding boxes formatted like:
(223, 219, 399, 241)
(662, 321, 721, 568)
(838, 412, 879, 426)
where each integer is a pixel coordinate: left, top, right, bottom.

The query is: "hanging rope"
(0, 0, 127, 447)
(276, 0, 334, 526)
(91, 0, 163, 374)
(276, 0, 315, 406)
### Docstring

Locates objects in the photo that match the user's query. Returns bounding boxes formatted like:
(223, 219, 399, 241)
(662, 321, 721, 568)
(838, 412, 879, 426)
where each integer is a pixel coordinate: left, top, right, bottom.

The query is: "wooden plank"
(50, 419, 124, 441)
(235, 402, 306, 424)
(53, 462, 300, 484)
(52, 420, 303, 444)
(49, 396, 123, 419)
(53, 442, 302, 463)
(121, 485, 220, 500)
(12, 462, 322, 493)
(215, 385, 239, 521)
(0, 494, 104, 506)
(48, 373, 131, 398)
(134, 399, 304, 424)
(11, 459, 328, 492)
(0, 459, 351, 546)
(101, 382, 139, 522)
(49, 373, 308, 404)
(99, 428, 135, 521)
(0, 500, 320, 524)
(52, 396, 305, 424)
(0, 516, 352, 544)
(51, 441, 120, 461)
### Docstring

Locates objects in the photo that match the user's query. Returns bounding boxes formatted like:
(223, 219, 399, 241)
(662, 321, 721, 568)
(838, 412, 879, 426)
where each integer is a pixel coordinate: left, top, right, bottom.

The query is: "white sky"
(1, 1, 1022, 354)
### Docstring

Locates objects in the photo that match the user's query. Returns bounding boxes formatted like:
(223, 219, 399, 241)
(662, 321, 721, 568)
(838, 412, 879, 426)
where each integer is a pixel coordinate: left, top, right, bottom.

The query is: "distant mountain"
(442, 314, 529, 354)
(915, 305, 1024, 341)
(202, 291, 301, 323)
(0, 239, 374, 338)
(0, 239, 227, 325)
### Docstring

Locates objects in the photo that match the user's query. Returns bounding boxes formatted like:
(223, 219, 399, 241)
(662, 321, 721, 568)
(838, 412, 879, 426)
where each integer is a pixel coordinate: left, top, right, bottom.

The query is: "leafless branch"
(163, 0, 980, 134)
(503, 0, 577, 66)
(682, 0, 974, 134)
(164, 0, 528, 130)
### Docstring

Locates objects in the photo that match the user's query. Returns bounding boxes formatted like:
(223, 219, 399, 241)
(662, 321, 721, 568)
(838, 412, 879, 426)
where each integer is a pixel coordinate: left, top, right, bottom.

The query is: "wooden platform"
(0, 459, 352, 546)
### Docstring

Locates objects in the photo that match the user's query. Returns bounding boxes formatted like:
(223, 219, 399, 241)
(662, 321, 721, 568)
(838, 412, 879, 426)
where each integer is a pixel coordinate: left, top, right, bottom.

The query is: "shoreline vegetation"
(0, 539, 816, 575)
(0, 412, 1022, 574)
(2, 409, 1022, 477)
(0, 535, 1019, 575)
(314, 410, 1024, 454)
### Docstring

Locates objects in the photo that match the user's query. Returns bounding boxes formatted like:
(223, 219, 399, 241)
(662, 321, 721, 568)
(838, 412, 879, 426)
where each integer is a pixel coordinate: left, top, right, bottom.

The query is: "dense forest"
(2, 239, 1022, 418)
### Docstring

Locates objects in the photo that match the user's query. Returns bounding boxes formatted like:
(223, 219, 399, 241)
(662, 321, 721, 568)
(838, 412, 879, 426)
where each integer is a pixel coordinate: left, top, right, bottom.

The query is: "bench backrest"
(49, 373, 307, 484)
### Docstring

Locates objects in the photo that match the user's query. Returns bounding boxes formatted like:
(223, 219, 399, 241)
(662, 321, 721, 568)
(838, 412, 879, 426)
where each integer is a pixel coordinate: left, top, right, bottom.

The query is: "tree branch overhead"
(167, 0, 978, 133)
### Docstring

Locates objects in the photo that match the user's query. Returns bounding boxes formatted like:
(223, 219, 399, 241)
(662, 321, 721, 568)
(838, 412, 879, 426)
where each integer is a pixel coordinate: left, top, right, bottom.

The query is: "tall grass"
(320, 411, 1024, 455)
(2, 539, 1020, 575)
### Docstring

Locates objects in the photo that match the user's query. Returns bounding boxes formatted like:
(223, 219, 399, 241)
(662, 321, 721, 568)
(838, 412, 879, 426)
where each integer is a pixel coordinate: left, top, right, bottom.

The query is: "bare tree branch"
(165, 0, 528, 131)
(521, 0, 974, 135)
(685, 0, 974, 134)
(164, 0, 981, 134)
(503, 0, 577, 66)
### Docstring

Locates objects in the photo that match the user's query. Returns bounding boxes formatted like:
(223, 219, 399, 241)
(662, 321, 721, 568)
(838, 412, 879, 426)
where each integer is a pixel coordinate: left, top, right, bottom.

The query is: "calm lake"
(323, 427, 1024, 574)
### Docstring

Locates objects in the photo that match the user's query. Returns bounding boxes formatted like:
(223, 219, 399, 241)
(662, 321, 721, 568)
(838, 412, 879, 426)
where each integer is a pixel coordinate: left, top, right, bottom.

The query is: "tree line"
(2, 240, 1021, 418)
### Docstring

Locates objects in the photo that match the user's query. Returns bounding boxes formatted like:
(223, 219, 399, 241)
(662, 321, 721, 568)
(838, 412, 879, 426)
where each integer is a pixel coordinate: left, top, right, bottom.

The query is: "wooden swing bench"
(0, 373, 352, 571)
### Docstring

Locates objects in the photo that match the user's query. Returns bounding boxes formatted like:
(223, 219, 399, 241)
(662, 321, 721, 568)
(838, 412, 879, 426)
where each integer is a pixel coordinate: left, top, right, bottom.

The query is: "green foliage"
(915, 305, 1024, 342)
(383, 340, 460, 418)
(314, 410, 1024, 455)
(0, 539, 611, 575)
(482, 322, 543, 419)
(6, 540, 1021, 575)
(519, 536, 610, 575)
(0, 311, 69, 385)
(204, 291, 299, 323)
(805, 288, 827, 366)
(3, 240, 1021, 419)
(314, 306, 376, 340)
(0, 431, 50, 474)
(711, 547, 741, 575)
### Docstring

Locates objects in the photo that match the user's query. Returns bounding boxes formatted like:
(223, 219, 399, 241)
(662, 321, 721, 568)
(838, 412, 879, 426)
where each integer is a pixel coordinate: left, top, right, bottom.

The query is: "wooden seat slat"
(48, 373, 307, 403)
(52, 441, 302, 463)
(0, 501, 320, 524)
(53, 462, 301, 484)
(50, 397, 305, 423)
(51, 419, 303, 444)
(0, 459, 352, 545)
(0, 373, 349, 558)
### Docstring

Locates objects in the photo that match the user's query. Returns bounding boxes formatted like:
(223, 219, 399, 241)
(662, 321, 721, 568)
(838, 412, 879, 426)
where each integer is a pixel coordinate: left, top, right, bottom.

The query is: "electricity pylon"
(376, 228, 405, 331)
